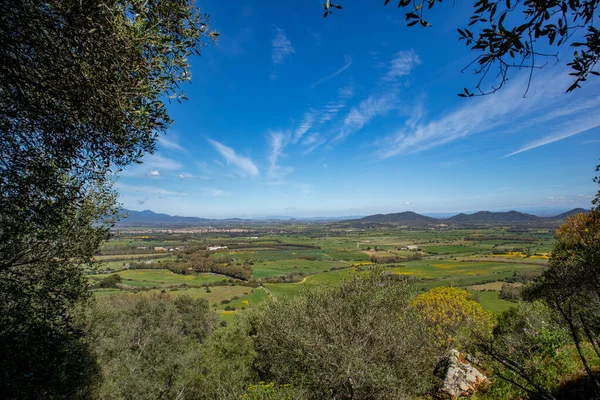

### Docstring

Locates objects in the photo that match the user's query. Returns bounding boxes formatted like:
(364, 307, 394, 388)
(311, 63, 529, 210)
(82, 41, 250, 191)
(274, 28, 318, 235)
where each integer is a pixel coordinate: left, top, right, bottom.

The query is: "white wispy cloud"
(272, 27, 295, 64)
(336, 90, 399, 141)
(312, 55, 352, 87)
(504, 114, 600, 157)
(384, 50, 422, 81)
(201, 187, 232, 197)
(207, 138, 260, 178)
(292, 85, 355, 151)
(338, 85, 355, 99)
(314, 85, 355, 125)
(581, 139, 600, 145)
(294, 112, 315, 142)
(179, 173, 210, 180)
(158, 135, 185, 152)
(332, 50, 420, 142)
(115, 183, 185, 197)
(302, 133, 327, 154)
(318, 101, 346, 124)
(267, 131, 292, 179)
(376, 70, 600, 159)
(179, 173, 194, 179)
(121, 154, 183, 177)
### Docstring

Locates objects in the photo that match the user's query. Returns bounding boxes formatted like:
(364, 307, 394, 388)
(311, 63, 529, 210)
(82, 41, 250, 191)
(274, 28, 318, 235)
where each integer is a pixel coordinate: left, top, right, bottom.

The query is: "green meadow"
(89, 269, 228, 288)
(93, 225, 551, 317)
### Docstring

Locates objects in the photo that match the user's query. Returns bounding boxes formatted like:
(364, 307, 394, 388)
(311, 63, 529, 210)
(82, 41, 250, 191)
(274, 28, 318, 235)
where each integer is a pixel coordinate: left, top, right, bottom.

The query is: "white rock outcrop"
(439, 349, 487, 398)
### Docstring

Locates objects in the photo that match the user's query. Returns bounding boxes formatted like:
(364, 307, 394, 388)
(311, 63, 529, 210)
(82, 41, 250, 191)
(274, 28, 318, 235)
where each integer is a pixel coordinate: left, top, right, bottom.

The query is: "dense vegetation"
(2, 0, 600, 399)
(0, 0, 215, 397)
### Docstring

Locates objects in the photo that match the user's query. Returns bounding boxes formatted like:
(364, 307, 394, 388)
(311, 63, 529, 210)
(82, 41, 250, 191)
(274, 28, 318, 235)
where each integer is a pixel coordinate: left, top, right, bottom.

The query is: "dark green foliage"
(189, 318, 257, 399)
(325, 0, 600, 94)
(370, 252, 422, 264)
(480, 301, 578, 399)
(136, 250, 254, 280)
(499, 283, 522, 302)
(594, 161, 600, 209)
(0, 303, 99, 400)
(99, 274, 122, 288)
(504, 270, 542, 284)
(0, 0, 215, 396)
(90, 294, 218, 399)
(249, 268, 440, 399)
(525, 211, 600, 394)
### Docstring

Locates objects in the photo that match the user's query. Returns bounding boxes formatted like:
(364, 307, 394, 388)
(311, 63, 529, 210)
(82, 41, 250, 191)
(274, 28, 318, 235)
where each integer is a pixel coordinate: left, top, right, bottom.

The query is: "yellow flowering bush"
(412, 287, 495, 349)
(555, 211, 600, 248)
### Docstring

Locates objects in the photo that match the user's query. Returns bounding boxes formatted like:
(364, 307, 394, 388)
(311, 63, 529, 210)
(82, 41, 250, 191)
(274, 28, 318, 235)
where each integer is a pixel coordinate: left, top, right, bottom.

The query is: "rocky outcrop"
(437, 349, 487, 398)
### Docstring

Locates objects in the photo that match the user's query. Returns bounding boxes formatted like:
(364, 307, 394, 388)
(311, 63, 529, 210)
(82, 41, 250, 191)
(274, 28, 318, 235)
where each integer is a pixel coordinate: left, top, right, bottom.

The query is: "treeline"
(211, 242, 321, 251)
(370, 252, 422, 264)
(130, 251, 252, 280)
(98, 247, 168, 256)
(499, 283, 523, 301)
(464, 235, 537, 243)
(97, 254, 172, 263)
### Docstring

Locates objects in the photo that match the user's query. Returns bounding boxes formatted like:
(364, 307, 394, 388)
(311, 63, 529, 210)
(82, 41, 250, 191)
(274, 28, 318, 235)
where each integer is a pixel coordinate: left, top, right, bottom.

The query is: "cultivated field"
(91, 224, 554, 318)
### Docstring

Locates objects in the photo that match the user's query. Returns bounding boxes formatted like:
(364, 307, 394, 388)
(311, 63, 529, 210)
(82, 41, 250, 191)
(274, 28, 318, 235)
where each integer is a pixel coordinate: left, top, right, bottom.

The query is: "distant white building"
(407, 245, 420, 251)
(154, 247, 166, 251)
(208, 245, 228, 251)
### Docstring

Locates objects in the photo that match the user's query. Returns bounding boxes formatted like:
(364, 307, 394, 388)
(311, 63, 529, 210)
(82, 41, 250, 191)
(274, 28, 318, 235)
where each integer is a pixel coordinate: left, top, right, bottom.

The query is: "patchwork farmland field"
(92, 224, 552, 318)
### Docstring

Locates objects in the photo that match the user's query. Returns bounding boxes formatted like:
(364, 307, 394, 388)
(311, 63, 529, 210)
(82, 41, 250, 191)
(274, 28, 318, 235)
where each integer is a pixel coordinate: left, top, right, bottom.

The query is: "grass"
(477, 291, 516, 314)
(389, 260, 542, 279)
(94, 253, 173, 261)
(89, 269, 228, 288)
(228, 287, 270, 309)
(323, 249, 371, 261)
(264, 282, 304, 298)
(227, 249, 328, 262)
(422, 244, 490, 254)
(94, 285, 250, 304)
(251, 259, 347, 279)
(470, 281, 508, 291)
(98, 226, 556, 318)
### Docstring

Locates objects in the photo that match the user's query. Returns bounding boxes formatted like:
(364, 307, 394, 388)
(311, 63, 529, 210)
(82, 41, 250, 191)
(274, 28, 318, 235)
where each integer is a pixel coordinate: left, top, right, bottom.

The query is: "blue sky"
(116, 0, 600, 218)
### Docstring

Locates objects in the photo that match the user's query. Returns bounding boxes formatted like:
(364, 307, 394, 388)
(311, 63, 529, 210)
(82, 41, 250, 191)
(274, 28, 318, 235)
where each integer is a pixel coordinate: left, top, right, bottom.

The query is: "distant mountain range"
(116, 209, 362, 226)
(356, 211, 438, 224)
(115, 208, 588, 227)
(118, 210, 226, 226)
(355, 208, 587, 225)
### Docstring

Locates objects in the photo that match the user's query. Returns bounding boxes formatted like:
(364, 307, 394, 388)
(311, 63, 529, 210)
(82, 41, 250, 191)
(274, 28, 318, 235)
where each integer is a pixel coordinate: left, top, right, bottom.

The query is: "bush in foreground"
(249, 269, 440, 399)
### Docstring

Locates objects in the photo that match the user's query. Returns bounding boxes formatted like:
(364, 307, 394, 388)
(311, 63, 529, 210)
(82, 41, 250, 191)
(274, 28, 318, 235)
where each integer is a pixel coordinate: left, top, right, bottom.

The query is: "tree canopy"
(525, 211, 600, 396)
(0, 0, 215, 396)
(323, 0, 599, 95)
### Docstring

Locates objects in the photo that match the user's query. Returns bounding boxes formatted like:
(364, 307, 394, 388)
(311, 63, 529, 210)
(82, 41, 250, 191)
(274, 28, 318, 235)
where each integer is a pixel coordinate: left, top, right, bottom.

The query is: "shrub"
(480, 301, 579, 398)
(249, 268, 439, 399)
(99, 273, 122, 288)
(499, 283, 522, 302)
(412, 286, 495, 351)
(90, 294, 218, 399)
